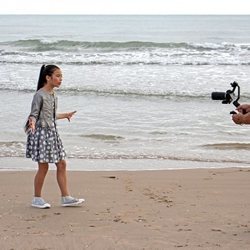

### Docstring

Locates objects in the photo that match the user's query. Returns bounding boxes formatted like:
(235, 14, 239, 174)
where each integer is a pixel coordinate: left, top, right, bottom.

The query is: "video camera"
(211, 81, 240, 114)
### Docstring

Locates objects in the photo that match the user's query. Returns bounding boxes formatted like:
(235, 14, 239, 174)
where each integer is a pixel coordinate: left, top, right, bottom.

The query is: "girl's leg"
(55, 160, 69, 196)
(56, 160, 85, 207)
(34, 163, 49, 197)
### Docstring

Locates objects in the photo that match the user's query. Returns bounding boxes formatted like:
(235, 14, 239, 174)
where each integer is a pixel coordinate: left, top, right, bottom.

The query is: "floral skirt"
(26, 125, 66, 163)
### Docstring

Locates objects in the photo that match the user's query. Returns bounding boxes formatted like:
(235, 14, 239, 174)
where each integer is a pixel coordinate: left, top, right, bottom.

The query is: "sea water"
(1, 15, 250, 170)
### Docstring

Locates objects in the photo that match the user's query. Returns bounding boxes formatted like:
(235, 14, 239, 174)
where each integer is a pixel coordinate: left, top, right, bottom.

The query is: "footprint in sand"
(143, 188, 173, 207)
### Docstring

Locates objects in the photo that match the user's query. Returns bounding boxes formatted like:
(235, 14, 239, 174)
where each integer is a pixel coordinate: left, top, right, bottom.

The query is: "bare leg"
(55, 160, 69, 197)
(34, 163, 49, 197)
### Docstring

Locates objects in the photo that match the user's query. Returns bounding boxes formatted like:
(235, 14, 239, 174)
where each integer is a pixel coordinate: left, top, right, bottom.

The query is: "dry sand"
(0, 168, 250, 249)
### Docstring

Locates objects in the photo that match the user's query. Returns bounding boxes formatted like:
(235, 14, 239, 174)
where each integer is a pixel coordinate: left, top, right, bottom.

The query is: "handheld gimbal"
(211, 81, 240, 114)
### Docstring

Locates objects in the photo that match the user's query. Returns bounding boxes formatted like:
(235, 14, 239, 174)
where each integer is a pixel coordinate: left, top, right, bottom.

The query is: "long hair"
(36, 64, 60, 91)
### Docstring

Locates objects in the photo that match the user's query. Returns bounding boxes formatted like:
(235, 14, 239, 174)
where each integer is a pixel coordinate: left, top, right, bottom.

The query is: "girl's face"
(46, 69, 62, 88)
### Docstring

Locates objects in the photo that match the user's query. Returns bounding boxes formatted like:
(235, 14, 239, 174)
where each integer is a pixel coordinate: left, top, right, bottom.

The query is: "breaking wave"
(0, 140, 249, 164)
(1, 39, 250, 66)
(2, 39, 241, 51)
(0, 86, 213, 100)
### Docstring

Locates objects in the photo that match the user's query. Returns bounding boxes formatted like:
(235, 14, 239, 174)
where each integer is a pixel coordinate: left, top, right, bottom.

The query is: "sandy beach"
(0, 168, 250, 249)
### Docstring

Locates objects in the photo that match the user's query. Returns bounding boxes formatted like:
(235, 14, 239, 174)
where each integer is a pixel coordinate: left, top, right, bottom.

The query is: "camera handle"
(230, 100, 240, 115)
(229, 82, 241, 115)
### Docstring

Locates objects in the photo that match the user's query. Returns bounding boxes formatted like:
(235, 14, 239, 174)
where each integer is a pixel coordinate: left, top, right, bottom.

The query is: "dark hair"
(37, 64, 60, 91)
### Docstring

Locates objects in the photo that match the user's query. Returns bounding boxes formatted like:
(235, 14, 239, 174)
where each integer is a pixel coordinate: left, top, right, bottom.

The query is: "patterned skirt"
(26, 124, 66, 163)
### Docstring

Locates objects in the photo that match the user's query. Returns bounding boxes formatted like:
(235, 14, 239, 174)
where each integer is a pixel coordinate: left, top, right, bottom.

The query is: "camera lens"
(211, 92, 226, 100)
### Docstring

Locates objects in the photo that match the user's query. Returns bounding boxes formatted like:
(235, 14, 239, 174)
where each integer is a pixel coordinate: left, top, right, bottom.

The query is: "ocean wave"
(0, 151, 248, 164)
(0, 141, 25, 157)
(1, 39, 250, 52)
(0, 140, 249, 164)
(1, 39, 250, 66)
(1, 39, 231, 51)
(2, 59, 250, 66)
(202, 143, 250, 150)
(0, 86, 211, 100)
(66, 154, 248, 164)
(80, 134, 124, 141)
(2, 84, 250, 101)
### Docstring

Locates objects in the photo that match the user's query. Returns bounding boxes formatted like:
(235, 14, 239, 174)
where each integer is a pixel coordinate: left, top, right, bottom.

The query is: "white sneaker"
(61, 196, 85, 207)
(31, 197, 51, 209)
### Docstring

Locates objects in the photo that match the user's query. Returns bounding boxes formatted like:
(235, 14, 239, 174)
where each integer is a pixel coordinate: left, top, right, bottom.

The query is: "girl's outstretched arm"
(56, 111, 77, 122)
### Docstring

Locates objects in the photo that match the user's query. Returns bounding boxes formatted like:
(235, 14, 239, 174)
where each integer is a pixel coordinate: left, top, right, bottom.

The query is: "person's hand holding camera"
(236, 104, 250, 114)
(232, 113, 244, 124)
(232, 104, 250, 125)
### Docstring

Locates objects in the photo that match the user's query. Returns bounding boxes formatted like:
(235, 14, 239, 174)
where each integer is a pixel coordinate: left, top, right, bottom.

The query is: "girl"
(26, 64, 84, 208)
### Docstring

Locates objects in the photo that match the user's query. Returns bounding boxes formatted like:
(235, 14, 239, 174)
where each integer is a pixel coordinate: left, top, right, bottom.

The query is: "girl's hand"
(66, 111, 77, 122)
(28, 117, 36, 133)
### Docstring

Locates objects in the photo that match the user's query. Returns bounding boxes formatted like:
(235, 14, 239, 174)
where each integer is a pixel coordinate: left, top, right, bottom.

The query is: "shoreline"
(1, 168, 250, 249)
(0, 157, 249, 171)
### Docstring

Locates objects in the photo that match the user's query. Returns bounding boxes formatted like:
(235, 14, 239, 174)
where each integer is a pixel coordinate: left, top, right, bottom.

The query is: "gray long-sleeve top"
(29, 89, 58, 128)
